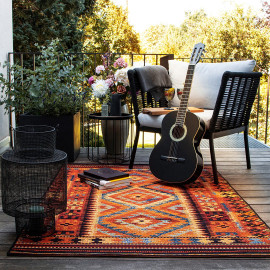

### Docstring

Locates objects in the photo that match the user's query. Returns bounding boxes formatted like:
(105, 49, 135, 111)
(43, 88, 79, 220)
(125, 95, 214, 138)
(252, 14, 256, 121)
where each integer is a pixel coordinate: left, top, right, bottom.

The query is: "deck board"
(1, 145, 270, 267)
(0, 257, 270, 270)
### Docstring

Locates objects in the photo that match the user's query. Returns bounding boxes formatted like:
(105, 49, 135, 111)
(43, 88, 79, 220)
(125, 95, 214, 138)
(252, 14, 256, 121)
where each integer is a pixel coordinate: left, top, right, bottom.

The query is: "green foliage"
(140, 10, 208, 57)
(249, 81, 270, 144)
(0, 39, 88, 116)
(141, 6, 270, 71)
(13, 0, 95, 52)
(260, 1, 270, 26)
(203, 7, 270, 71)
(83, 127, 105, 147)
(140, 25, 167, 53)
(82, 0, 140, 53)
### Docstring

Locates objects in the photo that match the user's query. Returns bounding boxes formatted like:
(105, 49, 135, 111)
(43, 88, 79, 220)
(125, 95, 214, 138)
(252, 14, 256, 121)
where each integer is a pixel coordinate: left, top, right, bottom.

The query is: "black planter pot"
(18, 112, 80, 162)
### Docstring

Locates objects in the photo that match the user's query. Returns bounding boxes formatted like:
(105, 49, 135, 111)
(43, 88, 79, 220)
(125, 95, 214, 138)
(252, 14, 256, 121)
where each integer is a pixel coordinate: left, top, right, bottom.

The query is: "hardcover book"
(84, 168, 129, 180)
(85, 180, 131, 190)
(78, 173, 130, 184)
(78, 173, 101, 184)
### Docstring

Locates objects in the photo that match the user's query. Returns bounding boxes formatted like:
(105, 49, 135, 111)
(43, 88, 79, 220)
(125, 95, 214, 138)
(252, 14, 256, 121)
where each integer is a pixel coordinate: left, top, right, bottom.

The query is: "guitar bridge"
(160, 155, 185, 163)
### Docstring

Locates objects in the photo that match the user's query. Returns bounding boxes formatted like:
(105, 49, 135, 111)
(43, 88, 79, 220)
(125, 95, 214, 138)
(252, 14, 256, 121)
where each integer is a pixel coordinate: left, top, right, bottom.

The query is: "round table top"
(1, 149, 67, 164)
(88, 113, 133, 120)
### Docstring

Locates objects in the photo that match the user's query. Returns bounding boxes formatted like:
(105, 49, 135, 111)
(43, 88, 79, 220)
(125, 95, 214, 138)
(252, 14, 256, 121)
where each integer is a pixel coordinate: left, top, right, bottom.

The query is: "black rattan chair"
(128, 69, 262, 185)
(204, 71, 262, 184)
(127, 69, 168, 169)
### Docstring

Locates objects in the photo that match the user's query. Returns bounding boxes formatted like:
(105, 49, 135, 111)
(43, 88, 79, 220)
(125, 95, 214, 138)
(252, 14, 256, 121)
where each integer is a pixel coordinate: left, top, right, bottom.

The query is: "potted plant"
(88, 53, 131, 156)
(0, 39, 87, 162)
(88, 52, 131, 111)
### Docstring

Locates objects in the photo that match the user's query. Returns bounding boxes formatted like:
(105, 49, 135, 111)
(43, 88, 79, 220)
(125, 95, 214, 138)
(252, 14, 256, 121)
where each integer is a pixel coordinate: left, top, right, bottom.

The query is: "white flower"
(92, 80, 109, 98)
(114, 68, 129, 87)
(95, 65, 105, 74)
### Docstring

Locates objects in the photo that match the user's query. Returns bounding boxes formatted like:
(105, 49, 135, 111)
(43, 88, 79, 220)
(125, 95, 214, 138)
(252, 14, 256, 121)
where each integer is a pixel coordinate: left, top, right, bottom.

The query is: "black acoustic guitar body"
(149, 42, 206, 184)
(149, 110, 205, 184)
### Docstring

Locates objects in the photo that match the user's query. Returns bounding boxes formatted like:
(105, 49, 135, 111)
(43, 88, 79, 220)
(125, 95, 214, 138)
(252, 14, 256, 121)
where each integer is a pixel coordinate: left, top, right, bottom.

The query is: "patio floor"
(1, 134, 270, 269)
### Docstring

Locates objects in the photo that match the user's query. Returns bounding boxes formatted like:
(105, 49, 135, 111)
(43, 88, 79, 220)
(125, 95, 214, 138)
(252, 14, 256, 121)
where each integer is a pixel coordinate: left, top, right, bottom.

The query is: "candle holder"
(15, 199, 55, 237)
(1, 124, 67, 238)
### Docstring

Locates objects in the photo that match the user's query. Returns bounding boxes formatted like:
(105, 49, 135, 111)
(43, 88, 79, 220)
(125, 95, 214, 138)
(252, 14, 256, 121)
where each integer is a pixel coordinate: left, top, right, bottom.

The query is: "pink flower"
(95, 65, 105, 74)
(88, 76, 95, 85)
(105, 78, 114, 87)
(113, 57, 128, 68)
(117, 85, 127, 94)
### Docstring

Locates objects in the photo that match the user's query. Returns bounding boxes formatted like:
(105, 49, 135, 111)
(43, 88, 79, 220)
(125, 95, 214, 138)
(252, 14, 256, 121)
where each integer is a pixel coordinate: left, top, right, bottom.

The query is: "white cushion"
(138, 113, 165, 129)
(193, 110, 213, 129)
(138, 110, 214, 130)
(169, 60, 256, 109)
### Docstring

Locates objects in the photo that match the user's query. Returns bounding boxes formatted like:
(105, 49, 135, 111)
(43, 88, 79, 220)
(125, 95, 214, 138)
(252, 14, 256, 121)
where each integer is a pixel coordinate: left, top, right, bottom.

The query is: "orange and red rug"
(9, 165, 270, 257)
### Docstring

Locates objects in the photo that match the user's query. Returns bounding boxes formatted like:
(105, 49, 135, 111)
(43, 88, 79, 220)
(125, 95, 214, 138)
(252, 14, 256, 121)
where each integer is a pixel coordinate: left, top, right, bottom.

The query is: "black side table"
(87, 113, 133, 164)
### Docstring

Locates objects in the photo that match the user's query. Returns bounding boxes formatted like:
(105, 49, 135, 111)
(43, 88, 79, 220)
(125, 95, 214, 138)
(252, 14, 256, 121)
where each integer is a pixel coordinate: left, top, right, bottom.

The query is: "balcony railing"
(6, 52, 270, 148)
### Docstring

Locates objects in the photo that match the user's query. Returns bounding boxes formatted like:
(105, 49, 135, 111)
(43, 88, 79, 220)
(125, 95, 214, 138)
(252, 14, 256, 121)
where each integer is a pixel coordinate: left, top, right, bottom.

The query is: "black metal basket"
(1, 150, 67, 217)
(14, 125, 56, 159)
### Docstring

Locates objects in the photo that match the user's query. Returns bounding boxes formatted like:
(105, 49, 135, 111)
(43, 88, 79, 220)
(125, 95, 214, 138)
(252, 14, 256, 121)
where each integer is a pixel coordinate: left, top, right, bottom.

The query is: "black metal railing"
(6, 52, 270, 147)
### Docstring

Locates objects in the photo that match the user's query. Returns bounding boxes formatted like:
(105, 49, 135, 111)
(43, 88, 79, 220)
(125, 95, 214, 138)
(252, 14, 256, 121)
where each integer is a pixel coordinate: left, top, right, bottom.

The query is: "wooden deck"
(1, 140, 270, 269)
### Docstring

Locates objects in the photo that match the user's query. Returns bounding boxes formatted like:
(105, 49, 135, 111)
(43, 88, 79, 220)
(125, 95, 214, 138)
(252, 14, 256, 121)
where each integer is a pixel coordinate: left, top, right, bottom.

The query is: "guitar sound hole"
(172, 125, 185, 140)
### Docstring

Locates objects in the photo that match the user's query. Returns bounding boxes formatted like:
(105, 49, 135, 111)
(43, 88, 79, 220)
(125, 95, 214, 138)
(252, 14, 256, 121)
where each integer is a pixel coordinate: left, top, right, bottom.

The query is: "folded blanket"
(135, 66, 172, 101)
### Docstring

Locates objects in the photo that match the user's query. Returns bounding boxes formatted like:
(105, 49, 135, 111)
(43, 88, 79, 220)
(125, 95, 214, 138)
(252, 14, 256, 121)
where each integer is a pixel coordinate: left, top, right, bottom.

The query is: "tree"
(261, 1, 270, 26)
(13, 0, 95, 52)
(141, 6, 270, 70)
(83, 0, 140, 53)
(140, 25, 167, 53)
(140, 10, 209, 58)
(205, 6, 270, 71)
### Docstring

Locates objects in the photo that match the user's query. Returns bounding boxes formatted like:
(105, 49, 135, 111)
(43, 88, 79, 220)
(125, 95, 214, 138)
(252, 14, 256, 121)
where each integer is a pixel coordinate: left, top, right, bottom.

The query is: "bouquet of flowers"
(88, 54, 130, 105)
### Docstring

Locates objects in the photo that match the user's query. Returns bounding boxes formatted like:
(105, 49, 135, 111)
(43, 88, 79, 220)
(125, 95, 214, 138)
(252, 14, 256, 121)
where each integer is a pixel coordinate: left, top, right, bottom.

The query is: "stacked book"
(78, 167, 131, 190)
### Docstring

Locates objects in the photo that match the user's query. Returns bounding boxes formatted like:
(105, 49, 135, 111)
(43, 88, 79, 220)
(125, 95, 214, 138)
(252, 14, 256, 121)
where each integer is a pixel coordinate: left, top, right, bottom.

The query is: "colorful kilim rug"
(9, 165, 270, 257)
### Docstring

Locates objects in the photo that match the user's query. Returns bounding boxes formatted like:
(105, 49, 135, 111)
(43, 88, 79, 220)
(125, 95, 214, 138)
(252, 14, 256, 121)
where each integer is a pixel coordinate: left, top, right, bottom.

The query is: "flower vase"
(101, 104, 109, 116)
(121, 103, 129, 114)
(110, 93, 121, 116)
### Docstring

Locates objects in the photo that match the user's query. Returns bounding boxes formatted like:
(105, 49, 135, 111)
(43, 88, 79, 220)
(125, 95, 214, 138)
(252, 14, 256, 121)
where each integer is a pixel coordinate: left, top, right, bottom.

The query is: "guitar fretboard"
(175, 64, 195, 126)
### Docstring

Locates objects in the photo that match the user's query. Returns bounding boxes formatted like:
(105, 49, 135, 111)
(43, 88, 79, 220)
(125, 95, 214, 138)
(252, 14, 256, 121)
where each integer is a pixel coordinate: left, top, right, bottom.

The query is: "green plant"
(13, 0, 96, 53)
(0, 39, 88, 116)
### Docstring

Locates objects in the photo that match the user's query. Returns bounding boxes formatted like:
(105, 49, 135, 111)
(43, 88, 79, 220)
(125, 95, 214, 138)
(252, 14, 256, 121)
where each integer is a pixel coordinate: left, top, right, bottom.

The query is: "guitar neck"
(175, 64, 195, 126)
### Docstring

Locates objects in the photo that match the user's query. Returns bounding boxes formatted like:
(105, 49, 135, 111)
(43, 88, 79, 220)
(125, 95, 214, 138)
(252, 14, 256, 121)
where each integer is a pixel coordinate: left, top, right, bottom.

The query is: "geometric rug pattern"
(9, 165, 270, 257)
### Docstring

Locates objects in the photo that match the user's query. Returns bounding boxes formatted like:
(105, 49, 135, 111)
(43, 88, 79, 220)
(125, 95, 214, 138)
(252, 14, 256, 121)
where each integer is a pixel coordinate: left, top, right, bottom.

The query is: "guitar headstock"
(189, 43, 205, 65)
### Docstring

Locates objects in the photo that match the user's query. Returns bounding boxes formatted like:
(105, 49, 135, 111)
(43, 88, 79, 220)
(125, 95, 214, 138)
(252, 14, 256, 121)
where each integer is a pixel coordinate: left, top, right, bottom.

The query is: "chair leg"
(244, 128, 251, 169)
(129, 128, 140, 169)
(209, 135, 219, 184)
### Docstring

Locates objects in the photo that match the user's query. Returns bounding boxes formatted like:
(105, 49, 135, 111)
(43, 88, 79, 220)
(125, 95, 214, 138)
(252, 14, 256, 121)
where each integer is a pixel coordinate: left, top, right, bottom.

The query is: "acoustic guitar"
(149, 43, 206, 184)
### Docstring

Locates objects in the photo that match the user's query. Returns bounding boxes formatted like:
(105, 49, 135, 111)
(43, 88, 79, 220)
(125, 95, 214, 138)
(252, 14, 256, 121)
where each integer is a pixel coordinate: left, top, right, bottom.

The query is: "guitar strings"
(168, 65, 195, 160)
